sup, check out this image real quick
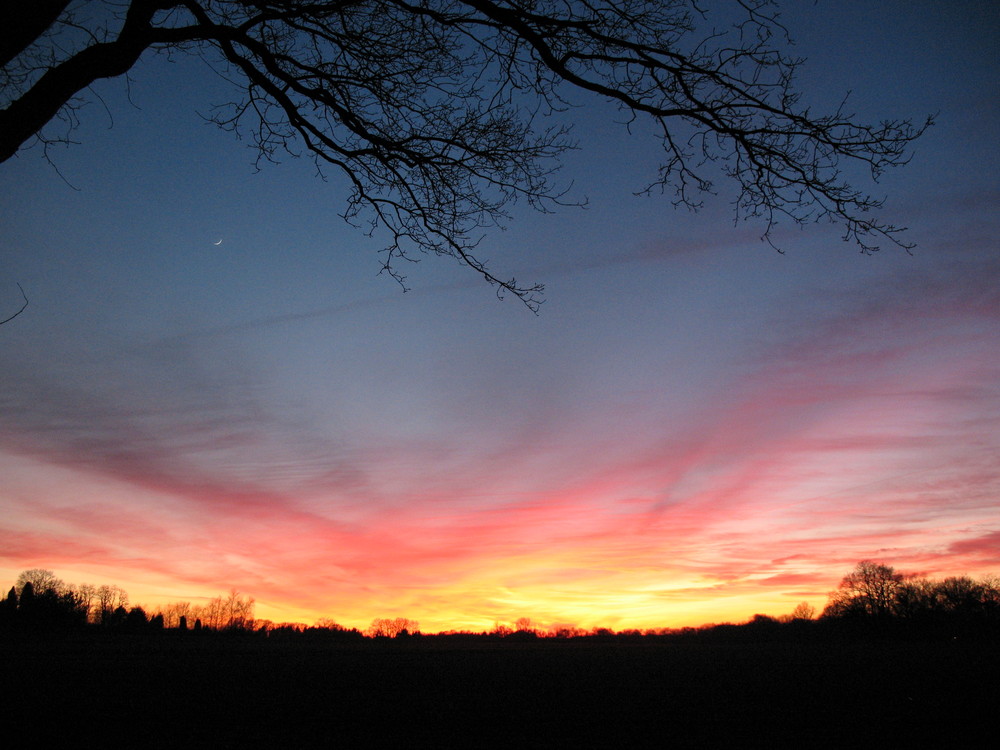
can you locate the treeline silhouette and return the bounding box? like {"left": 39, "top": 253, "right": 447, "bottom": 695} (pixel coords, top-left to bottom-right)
{"left": 4, "top": 563, "right": 997, "bottom": 749}
{"left": 814, "top": 560, "right": 1000, "bottom": 639}
{"left": 2, "top": 562, "right": 998, "bottom": 641}
{"left": 0, "top": 569, "right": 259, "bottom": 635}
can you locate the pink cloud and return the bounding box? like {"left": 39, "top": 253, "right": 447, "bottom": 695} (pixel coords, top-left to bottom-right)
{"left": 2, "top": 216, "right": 998, "bottom": 631}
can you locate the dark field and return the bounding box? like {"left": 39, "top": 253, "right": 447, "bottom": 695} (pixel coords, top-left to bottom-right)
{"left": 3, "top": 634, "right": 998, "bottom": 748}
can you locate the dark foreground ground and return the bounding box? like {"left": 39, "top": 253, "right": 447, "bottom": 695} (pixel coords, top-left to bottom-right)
{"left": 2, "top": 634, "right": 998, "bottom": 748}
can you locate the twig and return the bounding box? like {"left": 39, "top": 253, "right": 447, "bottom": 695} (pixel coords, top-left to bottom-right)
{"left": 0, "top": 282, "right": 29, "bottom": 325}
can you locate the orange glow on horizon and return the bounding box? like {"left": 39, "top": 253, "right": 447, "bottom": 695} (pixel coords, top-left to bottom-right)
{"left": 2, "top": 268, "right": 997, "bottom": 634}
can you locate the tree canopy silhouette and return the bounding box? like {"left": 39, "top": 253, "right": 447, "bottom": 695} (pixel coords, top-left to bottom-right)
{"left": 2, "top": 1, "right": 930, "bottom": 309}
{"left": 821, "top": 561, "right": 1000, "bottom": 631}
{"left": 825, "top": 560, "right": 904, "bottom": 619}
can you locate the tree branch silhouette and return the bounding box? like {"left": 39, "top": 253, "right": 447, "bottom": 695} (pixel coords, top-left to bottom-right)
{"left": 0, "top": 283, "right": 28, "bottom": 326}
{"left": 1, "top": 1, "right": 931, "bottom": 310}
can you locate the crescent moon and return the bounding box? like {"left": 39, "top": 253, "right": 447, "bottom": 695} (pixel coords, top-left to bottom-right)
{"left": 213, "top": 239, "right": 223, "bottom": 246}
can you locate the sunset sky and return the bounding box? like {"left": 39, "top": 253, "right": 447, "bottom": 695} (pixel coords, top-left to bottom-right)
{"left": 1, "top": 1, "right": 998, "bottom": 632}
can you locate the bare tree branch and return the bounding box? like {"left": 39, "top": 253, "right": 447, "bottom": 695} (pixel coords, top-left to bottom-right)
{"left": 0, "top": 283, "right": 29, "bottom": 326}
{"left": 1, "top": 1, "right": 932, "bottom": 311}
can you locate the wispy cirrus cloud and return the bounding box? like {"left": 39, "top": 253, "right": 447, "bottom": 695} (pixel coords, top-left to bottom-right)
{"left": 2, "top": 216, "right": 998, "bottom": 631}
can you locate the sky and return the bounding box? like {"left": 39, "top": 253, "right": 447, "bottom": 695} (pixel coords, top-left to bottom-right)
{"left": 1, "top": 1, "right": 998, "bottom": 632}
